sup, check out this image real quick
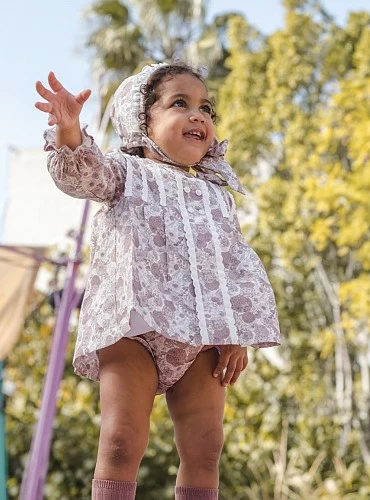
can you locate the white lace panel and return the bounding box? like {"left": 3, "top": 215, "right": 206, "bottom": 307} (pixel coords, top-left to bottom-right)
{"left": 125, "top": 161, "right": 133, "bottom": 197}
{"left": 154, "top": 168, "right": 167, "bottom": 207}
{"left": 201, "top": 182, "right": 239, "bottom": 343}
{"left": 176, "top": 176, "right": 209, "bottom": 344}
{"left": 140, "top": 165, "right": 148, "bottom": 202}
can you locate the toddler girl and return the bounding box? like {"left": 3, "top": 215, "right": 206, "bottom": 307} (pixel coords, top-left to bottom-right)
{"left": 35, "top": 62, "right": 280, "bottom": 500}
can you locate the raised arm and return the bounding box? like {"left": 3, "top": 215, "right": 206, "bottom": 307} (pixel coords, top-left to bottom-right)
{"left": 36, "top": 73, "right": 126, "bottom": 204}
{"left": 35, "top": 72, "right": 91, "bottom": 149}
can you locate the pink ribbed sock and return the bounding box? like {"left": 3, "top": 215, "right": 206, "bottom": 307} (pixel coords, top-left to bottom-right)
{"left": 175, "top": 486, "right": 218, "bottom": 499}
{"left": 92, "top": 479, "right": 137, "bottom": 500}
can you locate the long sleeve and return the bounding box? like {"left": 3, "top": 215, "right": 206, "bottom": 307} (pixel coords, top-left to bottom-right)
{"left": 44, "top": 124, "right": 126, "bottom": 204}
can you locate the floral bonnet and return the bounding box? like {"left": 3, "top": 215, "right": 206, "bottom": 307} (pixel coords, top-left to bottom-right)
{"left": 110, "top": 63, "right": 245, "bottom": 194}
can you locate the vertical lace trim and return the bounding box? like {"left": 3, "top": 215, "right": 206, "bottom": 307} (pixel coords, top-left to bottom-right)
{"left": 227, "top": 192, "right": 237, "bottom": 220}
{"left": 210, "top": 183, "right": 229, "bottom": 218}
{"left": 154, "top": 168, "right": 167, "bottom": 206}
{"left": 201, "top": 183, "right": 238, "bottom": 343}
{"left": 176, "top": 176, "right": 209, "bottom": 344}
{"left": 125, "top": 161, "right": 133, "bottom": 197}
{"left": 141, "top": 166, "right": 148, "bottom": 202}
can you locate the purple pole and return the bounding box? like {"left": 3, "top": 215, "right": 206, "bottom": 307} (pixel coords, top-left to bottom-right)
{"left": 19, "top": 200, "right": 90, "bottom": 500}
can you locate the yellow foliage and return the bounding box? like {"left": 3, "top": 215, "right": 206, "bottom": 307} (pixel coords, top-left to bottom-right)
{"left": 339, "top": 275, "right": 370, "bottom": 318}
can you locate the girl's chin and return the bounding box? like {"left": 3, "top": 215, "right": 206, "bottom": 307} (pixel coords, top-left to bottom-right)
{"left": 143, "top": 147, "right": 203, "bottom": 166}
{"left": 163, "top": 146, "right": 205, "bottom": 166}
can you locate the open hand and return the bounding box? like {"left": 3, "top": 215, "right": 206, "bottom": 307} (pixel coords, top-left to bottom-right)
{"left": 35, "top": 72, "right": 91, "bottom": 129}
{"left": 213, "top": 345, "right": 248, "bottom": 386}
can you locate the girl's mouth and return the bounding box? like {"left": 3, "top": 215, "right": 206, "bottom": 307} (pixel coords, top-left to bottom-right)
{"left": 184, "top": 129, "right": 205, "bottom": 141}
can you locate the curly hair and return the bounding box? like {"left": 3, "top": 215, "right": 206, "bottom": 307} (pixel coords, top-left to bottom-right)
{"left": 138, "top": 61, "right": 217, "bottom": 134}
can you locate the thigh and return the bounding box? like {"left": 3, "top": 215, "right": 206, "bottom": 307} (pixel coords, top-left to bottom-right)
{"left": 98, "top": 337, "right": 158, "bottom": 431}
{"left": 166, "top": 348, "right": 226, "bottom": 448}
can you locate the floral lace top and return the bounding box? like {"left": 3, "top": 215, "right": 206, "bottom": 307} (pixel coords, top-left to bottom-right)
{"left": 44, "top": 126, "right": 280, "bottom": 381}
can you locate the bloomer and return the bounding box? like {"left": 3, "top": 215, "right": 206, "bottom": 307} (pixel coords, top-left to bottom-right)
{"left": 129, "top": 331, "right": 219, "bottom": 394}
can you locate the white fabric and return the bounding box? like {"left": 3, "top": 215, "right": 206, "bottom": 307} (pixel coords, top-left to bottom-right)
{"left": 0, "top": 246, "right": 43, "bottom": 359}
{"left": 126, "top": 309, "right": 153, "bottom": 337}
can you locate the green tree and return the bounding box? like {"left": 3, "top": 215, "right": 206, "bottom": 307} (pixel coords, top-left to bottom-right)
{"left": 217, "top": 1, "right": 370, "bottom": 497}
{"left": 7, "top": 1, "right": 370, "bottom": 498}
{"left": 84, "top": 0, "right": 237, "bottom": 143}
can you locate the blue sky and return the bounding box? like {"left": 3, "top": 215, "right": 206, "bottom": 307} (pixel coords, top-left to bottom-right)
{"left": 0, "top": 0, "right": 369, "bottom": 216}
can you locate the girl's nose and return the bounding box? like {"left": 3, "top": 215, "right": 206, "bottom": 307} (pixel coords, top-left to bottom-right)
{"left": 189, "top": 111, "right": 205, "bottom": 123}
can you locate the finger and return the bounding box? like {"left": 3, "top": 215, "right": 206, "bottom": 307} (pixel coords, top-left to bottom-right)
{"left": 213, "top": 352, "right": 230, "bottom": 378}
{"left": 242, "top": 352, "right": 249, "bottom": 371}
{"left": 35, "top": 101, "right": 52, "bottom": 113}
{"left": 47, "top": 113, "right": 58, "bottom": 126}
{"left": 75, "top": 88, "right": 91, "bottom": 105}
{"left": 35, "top": 80, "right": 55, "bottom": 101}
{"left": 230, "top": 359, "right": 244, "bottom": 385}
{"left": 48, "top": 71, "right": 64, "bottom": 93}
{"left": 222, "top": 360, "right": 237, "bottom": 386}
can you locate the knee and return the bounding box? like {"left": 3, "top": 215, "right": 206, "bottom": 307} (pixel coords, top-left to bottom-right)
{"left": 99, "top": 424, "right": 148, "bottom": 469}
{"left": 178, "top": 427, "right": 224, "bottom": 472}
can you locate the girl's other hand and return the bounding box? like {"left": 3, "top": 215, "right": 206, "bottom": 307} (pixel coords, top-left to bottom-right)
{"left": 213, "top": 345, "right": 248, "bottom": 386}
{"left": 35, "top": 72, "right": 91, "bottom": 129}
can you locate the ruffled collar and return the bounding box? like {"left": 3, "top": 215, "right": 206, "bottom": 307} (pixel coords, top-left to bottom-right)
{"left": 121, "top": 132, "right": 246, "bottom": 195}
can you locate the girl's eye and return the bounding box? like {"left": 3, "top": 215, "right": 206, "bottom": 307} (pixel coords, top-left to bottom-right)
{"left": 173, "top": 99, "right": 186, "bottom": 107}
{"left": 200, "top": 104, "right": 212, "bottom": 114}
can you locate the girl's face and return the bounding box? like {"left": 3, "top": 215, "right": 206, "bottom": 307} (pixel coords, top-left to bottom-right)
{"left": 144, "top": 73, "right": 215, "bottom": 167}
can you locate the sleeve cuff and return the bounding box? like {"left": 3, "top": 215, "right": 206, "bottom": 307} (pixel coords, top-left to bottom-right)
{"left": 43, "top": 123, "right": 94, "bottom": 153}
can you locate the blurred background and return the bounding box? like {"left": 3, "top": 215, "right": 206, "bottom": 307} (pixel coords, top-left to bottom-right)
{"left": 1, "top": 0, "right": 370, "bottom": 498}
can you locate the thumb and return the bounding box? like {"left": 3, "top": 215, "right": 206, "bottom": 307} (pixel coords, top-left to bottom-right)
{"left": 213, "top": 353, "right": 228, "bottom": 378}
{"left": 75, "top": 89, "right": 91, "bottom": 105}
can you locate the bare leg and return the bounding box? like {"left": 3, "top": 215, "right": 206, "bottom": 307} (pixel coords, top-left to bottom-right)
{"left": 166, "top": 348, "right": 225, "bottom": 489}
{"left": 94, "top": 338, "right": 158, "bottom": 481}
